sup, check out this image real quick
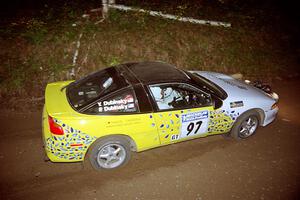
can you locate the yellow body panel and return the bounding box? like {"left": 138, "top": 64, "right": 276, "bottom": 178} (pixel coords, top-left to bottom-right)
{"left": 43, "top": 82, "right": 235, "bottom": 163}
{"left": 153, "top": 107, "right": 214, "bottom": 145}
{"left": 45, "top": 81, "right": 74, "bottom": 116}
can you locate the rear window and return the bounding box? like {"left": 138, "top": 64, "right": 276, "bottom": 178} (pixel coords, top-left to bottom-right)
{"left": 66, "top": 67, "right": 128, "bottom": 110}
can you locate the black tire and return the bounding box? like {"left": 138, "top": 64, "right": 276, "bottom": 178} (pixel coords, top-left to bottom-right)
{"left": 88, "top": 136, "right": 131, "bottom": 170}
{"left": 230, "top": 110, "right": 260, "bottom": 140}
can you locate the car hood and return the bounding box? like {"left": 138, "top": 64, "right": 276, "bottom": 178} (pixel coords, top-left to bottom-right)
{"left": 192, "top": 71, "right": 271, "bottom": 100}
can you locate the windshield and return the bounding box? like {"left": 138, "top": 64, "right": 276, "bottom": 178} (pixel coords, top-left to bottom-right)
{"left": 185, "top": 71, "right": 228, "bottom": 100}
{"left": 66, "top": 67, "right": 128, "bottom": 110}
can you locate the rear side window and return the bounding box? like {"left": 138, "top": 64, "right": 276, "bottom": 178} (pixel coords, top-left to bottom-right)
{"left": 67, "top": 67, "right": 128, "bottom": 110}
{"left": 85, "top": 88, "right": 139, "bottom": 114}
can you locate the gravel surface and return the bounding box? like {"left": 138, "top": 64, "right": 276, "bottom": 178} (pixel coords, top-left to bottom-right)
{"left": 0, "top": 79, "right": 299, "bottom": 200}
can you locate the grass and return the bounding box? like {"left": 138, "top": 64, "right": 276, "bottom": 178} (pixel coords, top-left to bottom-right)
{"left": 0, "top": 3, "right": 295, "bottom": 106}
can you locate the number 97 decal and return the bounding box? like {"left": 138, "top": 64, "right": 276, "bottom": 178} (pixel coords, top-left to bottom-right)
{"left": 187, "top": 121, "right": 202, "bottom": 136}
{"left": 180, "top": 111, "right": 209, "bottom": 139}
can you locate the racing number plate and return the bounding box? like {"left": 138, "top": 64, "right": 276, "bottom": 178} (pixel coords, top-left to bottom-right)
{"left": 180, "top": 110, "right": 209, "bottom": 139}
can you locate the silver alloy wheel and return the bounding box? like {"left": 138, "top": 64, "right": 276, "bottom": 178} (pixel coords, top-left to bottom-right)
{"left": 239, "top": 116, "right": 258, "bottom": 138}
{"left": 97, "top": 143, "right": 126, "bottom": 169}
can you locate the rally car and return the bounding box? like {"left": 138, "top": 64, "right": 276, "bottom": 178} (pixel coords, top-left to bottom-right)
{"left": 42, "top": 61, "right": 279, "bottom": 170}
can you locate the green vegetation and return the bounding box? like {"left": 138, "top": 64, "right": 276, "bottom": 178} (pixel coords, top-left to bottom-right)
{"left": 0, "top": 3, "right": 293, "bottom": 105}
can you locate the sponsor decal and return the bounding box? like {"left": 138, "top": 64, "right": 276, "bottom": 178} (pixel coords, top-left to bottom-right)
{"left": 181, "top": 110, "right": 209, "bottom": 123}
{"left": 230, "top": 101, "right": 244, "bottom": 108}
{"left": 97, "top": 94, "right": 136, "bottom": 112}
{"left": 104, "top": 104, "right": 128, "bottom": 112}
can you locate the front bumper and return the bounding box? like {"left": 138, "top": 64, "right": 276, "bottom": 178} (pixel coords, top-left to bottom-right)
{"left": 262, "top": 107, "right": 279, "bottom": 126}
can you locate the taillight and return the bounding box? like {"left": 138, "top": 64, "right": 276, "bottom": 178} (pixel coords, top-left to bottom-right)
{"left": 48, "top": 116, "right": 64, "bottom": 135}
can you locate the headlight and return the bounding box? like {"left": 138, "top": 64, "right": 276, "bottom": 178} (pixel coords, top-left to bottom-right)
{"left": 271, "top": 102, "right": 278, "bottom": 110}
{"left": 270, "top": 92, "right": 279, "bottom": 102}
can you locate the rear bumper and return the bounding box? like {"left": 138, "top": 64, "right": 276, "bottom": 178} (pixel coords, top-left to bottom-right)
{"left": 42, "top": 106, "right": 85, "bottom": 162}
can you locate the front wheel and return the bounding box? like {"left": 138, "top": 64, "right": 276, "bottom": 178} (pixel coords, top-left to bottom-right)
{"left": 88, "top": 136, "right": 131, "bottom": 170}
{"left": 230, "top": 111, "right": 259, "bottom": 140}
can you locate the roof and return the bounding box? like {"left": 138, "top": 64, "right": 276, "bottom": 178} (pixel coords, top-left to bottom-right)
{"left": 125, "top": 61, "right": 190, "bottom": 84}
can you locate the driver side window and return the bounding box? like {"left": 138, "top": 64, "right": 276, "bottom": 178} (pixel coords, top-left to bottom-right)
{"left": 149, "top": 83, "right": 212, "bottom": 111}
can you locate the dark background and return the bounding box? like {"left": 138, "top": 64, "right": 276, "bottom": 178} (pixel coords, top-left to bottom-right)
{"left": 1, "top": 0, "right": 299, "bottom": 50}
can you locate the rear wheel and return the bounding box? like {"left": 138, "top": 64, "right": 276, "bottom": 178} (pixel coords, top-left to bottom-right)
{"left": 230, "top": 111, "right": 259, "bottom": 140}
{"left": 88, "top": 136, "right": 131, "bottom": 170}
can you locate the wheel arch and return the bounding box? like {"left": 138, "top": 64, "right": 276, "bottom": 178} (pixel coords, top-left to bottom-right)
{"left": 84, "top": 134, "right": 136, "bottom": 170}
{"left": 87, "top": 134, "right": 137, "bottom": 155}
{"left": 239, "top": 108, "right": 265, "bottom": 126}
{"left": 228, "top": 108, "right": 264, "bottom": 140}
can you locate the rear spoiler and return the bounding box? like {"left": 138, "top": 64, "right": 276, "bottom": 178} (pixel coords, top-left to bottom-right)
{"left": 45, "top": 81, "right": 74, "bottom": 116}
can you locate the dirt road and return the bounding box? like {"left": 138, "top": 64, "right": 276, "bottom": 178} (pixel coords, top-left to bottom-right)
{"left": 0, "top": 79, "right": 299, "bottom": 200}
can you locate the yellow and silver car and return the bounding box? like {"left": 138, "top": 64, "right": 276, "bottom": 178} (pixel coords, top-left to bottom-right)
{"left": 42, "top": 61, "right": 279, "bottom": 170}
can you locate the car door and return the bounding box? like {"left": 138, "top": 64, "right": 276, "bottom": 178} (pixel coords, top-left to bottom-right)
{"left": 81, "top": 86, "right": 160, "bottom": 151}
{"left": 148, "top": 83, "right": 214, "bottom": 145}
